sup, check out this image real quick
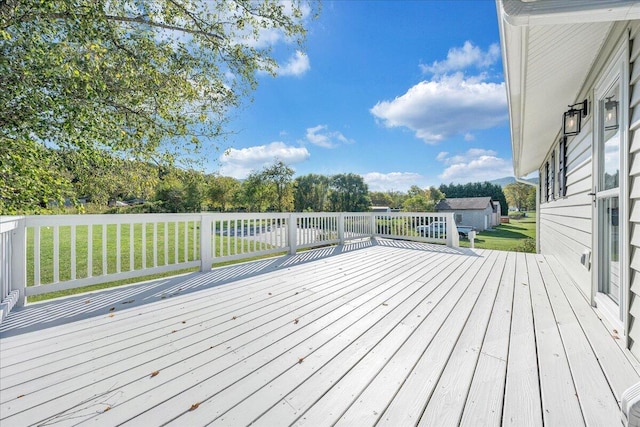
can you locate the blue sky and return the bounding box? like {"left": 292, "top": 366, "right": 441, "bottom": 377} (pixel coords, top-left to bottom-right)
{"left": 213, "top": 0, "right": 512, "bottom": 192}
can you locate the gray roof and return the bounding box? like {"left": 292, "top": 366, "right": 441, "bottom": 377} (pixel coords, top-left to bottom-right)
{"left": 435, "top": 197, "right": 493, "bottom": 211}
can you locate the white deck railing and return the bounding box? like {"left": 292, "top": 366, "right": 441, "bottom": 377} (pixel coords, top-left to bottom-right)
{"left": 0, "top": 212, "right": 458, "bottom": 316}
{"left": 0, "top": 216, "right": 24, "bottom": 320}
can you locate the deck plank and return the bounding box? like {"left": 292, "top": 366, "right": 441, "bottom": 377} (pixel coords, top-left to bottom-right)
{"left": 1, "top": 250, "right": 401, "bottom": 409}
{"left": 373, "top": 251, "right": 500, "bottom": 426}
{"left": 1, "top": 248, "right": 401, "bottom": 394}
{"left": 459, "top": 251, "right": 516, "bottom": 427}
{"left": 168, "top": 249, "right": 484, "bottom": 426}
{"left": 253, "top": 250, "right": 495, "bottom": 427}
{"left": 2, "top": 248, "right": 434, "bottom": 425}
{"left": 502, "top": 252, "right": 542, "bottom": 427}
{"left": 545, "top": 255, "right": 640, "bottom": 402}
{"left": 525, "top": 254, "right": 584, "bottom": 426}
{"left": 416, "top": 251, "right": 508, "bottom": 426}
{"left": 87, "top": 245, "right": 456, "bottom": 426}
{"left": 0, "top": 241, "right": 636, "bottom": 427}
{"left": 539, "top": 256, "right": 622, "bottom": 426}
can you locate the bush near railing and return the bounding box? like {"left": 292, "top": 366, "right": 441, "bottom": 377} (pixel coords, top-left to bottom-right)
{"left": 0, "top": 212, "right": 458, "bottom": 311}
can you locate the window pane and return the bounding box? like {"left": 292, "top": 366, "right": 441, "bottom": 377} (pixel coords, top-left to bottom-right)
{"left": 601, "top": 84, "right": 620, "bottom": 191}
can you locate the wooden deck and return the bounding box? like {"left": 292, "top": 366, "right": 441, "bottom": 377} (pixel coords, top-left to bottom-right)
{"left": 1, "top": 238, "right": 639, "bottom": 426}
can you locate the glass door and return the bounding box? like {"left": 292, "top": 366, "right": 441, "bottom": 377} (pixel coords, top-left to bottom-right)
{"left": 595, "top": 81, "right": 622, "bottom": 315}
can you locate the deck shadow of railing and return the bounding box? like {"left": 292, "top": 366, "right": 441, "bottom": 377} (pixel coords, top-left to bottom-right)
{"left": 0, "top": 238, "right": 478, "bottom": 337}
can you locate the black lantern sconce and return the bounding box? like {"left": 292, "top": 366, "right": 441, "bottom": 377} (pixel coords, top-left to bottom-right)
{"left": 604, "top": 96, "right": 619, "bottom": 130}
{"left": 563, "top": 99, "right": 588, "bottom": 137}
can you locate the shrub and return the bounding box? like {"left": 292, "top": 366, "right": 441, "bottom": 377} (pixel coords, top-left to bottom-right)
{"left": 515, "top": 238, "right": 536, "bottom": 253}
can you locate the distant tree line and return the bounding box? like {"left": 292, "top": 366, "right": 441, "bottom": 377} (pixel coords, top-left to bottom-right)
{"left": 1, "top": 147, "right": 512, "bottom": 215}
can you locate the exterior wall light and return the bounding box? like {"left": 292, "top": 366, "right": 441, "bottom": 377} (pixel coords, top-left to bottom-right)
{"left": 563, "top": 99, "right": 588, "bottom": 137}
{"left": 604, "top": 96, "right": 619, "bottom": 130}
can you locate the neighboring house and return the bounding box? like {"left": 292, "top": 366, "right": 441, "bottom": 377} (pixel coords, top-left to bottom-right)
{"left": 497, "top": 1, "right": 640, "bottom": 360}
{"left": 434, "top": 197, "right": 499, "bottom": 231}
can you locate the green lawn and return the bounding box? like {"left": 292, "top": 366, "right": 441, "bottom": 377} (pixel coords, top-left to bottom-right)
{"left": 26, "top": 222, "right": 277, "bottom": 302}
{"left": 459, "top": 213, "right": 536, "bottom": 252}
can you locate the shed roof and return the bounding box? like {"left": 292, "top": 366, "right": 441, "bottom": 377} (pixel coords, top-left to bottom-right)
{"left": 435, "top": 197, "right": 494, "bottom": 211}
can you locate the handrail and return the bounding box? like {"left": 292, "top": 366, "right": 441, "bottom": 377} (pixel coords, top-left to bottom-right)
{"left": 1, "top": 212, "right": 458, "bottom": 316}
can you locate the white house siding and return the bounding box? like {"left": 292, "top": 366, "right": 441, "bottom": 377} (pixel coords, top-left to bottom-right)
{"left": 540, "top": 119, "right": 593, "bottom": 298}
{"left": 626, "top": 22, "right": 640, "bottom": 359}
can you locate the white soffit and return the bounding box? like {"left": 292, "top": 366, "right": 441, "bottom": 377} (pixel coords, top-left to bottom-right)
{"left": 498, "top": 0, "right": 640, "bottom": 177}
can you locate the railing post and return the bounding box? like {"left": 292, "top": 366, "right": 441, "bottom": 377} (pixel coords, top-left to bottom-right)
{"left": 446, "top": 213, "right": 459, "bottom": 248}
{"left": 10, "top": 217, "right": 26, "bottom": 307}
{"left": 200, "top": 214, "right": 212, "bottom": 272}
{"left": 370, "top": 213, "right": 377, "bottom": 238}
{"left": 338, "top": 213, "right": 345, "bottom": 245}
{"left": 288, "top": 214, "right": 298, "bottom": 255}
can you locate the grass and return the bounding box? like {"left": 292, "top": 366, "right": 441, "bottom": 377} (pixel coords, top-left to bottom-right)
{"left": 26, "top": 221, "right": 278, "bottom": 302}
{"left": 459, "top": 212, "right": 536, "bottom": 252}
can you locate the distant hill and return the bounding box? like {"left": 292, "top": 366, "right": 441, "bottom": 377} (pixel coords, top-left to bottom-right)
{"left": 489, "top": 176, "right": 539, "bottom": 187}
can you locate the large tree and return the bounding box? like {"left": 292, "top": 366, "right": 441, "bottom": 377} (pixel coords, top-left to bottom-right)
{"left": 261, "top": 160, "right": 294, "bottom": 212}
{"left": 294, "top": 173, "right": 330, "bottom": 212}
{"left": 328, "top": 173, "right": 370, "bottom": 212}
{"left": 208, "top": 175, "right": 241, "bottom": 212}
{"left": 0, "top": 0, "right": 315, "bottom": 213}
{"left": 504, "top": 182, "right": 536, "bottom": 211}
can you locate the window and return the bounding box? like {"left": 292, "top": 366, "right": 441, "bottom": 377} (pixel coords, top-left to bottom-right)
{"left": 544, "top": 162, "right": 550, "bottom": 202}
{"left": 558, "top": 137, "right": 567, "bottom": 197}
{"left": 455, "top": 213, "right": 463, "bottom": 224}
{"left": 549, "top": 152, "right": 555, "bottom": 201}
{"left": 538, "top": 166, "right": 547, "bottom": 203}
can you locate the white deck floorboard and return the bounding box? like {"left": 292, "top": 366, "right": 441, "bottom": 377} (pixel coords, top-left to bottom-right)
{"left": 1, "top": 238, "right": 638, "bottom": 426}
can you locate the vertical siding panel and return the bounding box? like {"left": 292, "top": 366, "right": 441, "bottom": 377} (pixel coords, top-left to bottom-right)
{"left": 628, "top": 26, "right": 640, "bottom": 362}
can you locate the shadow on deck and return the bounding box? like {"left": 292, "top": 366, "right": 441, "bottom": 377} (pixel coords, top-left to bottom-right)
{"left": 0, "top": 238, "right": 474, "bottom": 337}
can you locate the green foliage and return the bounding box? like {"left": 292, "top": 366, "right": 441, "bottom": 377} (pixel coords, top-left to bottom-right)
{"left": 504, "top": 182, "right": 536, "bottom": 211}
{"left": 328, "top": 173, "right": 371, "bottom": 212}
{"left": 261, "top": 161, "right": 295, "bottom": 212}
{"left": 294, "top": 173, "right": 330, "bottom": 212}
{"left": 58, "top": 149, "right": 158, "bottom": 205}
{"left": 1, "top": 0, "right": 315, "bottom": 213}
{"left": 369, "top": 191, "right": 394, "bottom": 208}
{"left": 0, "top": 138, "right": 71, "bottom": 213}
{"left": 208, "top": 175, "right": 241, "bottom": 212}
{"left": 439, "top": 182, "right": 508, "bottom": 215}
{"left": 400, "top": 186, "right": 443, "bottom": 212}
{"left": 402, "top": 195, "right": 435, "bottom": 212}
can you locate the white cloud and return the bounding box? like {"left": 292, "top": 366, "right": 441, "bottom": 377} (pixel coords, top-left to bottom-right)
{"left": 420, "top": 41, "right": 500, "bottom": 75}
{"left": 305, "top": 125, "right": 354, "bottom": 148}
{"left": 219, "top": 142, "right": 310, "bottom": 179}
{"left": 437, "top": 149, "right": 513, "bottom": 183}
{"left": 277, "top": 51, "right": 310, "bottom": 77}
{"left": 363, "top": 172, "right": 425, "bottom": 192}
{"left": 370, "top": 73, "right": 507, "bottom": 143}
